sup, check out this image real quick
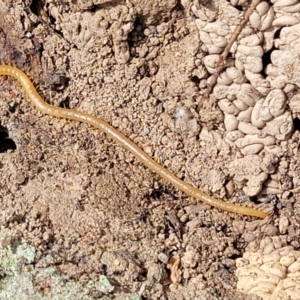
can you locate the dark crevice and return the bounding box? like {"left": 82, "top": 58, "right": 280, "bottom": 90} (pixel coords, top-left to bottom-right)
{"left": 128, "top": 17, "right": 146, "bottom": 49}
{"left": 30, "top": 0, "right": 45, "bottom": 16}
{"left": 49, "top": 14, "right": 56, "bottom": 25}
{"left": 293, "top": 118, "right": 300, "bottom": 131}
{"left": 261, "top": 48, "right": 273, "bottom": 77}
{"left": 234, "top": 5, "right": 244, "bottom": 11}
{"left": 87, "top": 0, "right": 124, "bottom": 13}
{"left": 59, "top": 97, "right": 70, "bottom": 109}
{"left": 191, "top": 75, "right": 200, "bottom": 84}
{"left": 274, "top": 27, "right": 282, "bottom": 39}
{"left": 0, "top": 125, "right": 16, "bottom": 152}
{"left": 147, "top": 189, "right": 163, "bottom": 200}
{"left": 262, "top": 49, "right": 272, "bottom": 66}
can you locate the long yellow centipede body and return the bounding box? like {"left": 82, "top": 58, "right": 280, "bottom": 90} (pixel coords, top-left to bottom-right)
{"left": 0, "top": 65, "right": 268, "bottom": 218}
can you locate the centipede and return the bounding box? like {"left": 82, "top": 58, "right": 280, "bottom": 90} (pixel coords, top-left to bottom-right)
{"left": 0, "top": 65, "right": 268, "bottom": 218}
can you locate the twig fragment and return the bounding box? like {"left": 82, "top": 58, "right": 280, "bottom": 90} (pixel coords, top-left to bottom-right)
{"left": 202, "top": 0, "right": 262, "bottom": 102}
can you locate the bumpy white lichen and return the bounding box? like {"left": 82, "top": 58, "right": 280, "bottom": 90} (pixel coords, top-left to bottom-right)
{"left": 236, "top": 237, "right": 300, "bottom": 300}
{"left": 194, "top": 0, "right": 300, "bottom": 196}
{"left": 58, "top": 6, "right": 136, "bottom": 63}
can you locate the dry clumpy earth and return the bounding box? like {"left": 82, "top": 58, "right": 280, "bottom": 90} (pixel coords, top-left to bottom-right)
{"left": 0, "top": 0, "right": 299, "bottom": 299}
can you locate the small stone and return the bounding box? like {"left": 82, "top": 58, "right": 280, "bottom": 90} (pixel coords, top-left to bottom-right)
{"left": 279, "top": 216, "right": 289, "bottom": 234}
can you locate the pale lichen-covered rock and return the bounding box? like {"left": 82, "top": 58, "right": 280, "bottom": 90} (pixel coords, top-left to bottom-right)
{"left": 228, "top": 155, "right": 277, "bottom": 196}
{"left": 236, "top": 237, "right": 300, "bottom": 300}
{"left": 249, "top": 1, "right": 274, "bottom": 30}
{"left": 131, "top": 0, "right": 178, "bottom": 25}
{"left": 266, "top": 24, "right": 300, "bottom": 87}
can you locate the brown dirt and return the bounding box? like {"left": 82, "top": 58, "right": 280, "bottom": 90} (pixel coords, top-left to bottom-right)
{"left": 0, "top": 1, "right": 299, "bottom": 299}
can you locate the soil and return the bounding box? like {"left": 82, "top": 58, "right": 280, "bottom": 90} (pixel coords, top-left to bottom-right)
{"left": 0, "top": 1, "right": 299, "bottom": 299}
